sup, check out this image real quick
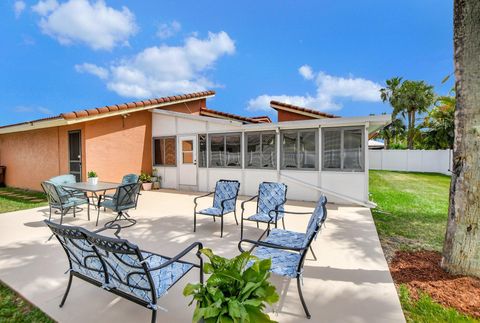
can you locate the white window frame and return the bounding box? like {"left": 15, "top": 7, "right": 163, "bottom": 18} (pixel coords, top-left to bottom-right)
{"left": 321, "top": 126, "right": 365, "bottom": 172}
{"left": 153, "top": 136, "right": 177, "bottom": 167}
{"left": 245, "top": 131, "right": 277, "bottom": 169}
{"left": 208, "top": 133, "right": 243, "bottom": 168}
{"left": 280, "top": 129, "right": 319, "bottom": 170}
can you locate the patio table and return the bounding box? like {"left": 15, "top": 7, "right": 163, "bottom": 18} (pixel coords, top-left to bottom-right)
{"left": 61, "top": 181, "right": 121, "bottom": 212}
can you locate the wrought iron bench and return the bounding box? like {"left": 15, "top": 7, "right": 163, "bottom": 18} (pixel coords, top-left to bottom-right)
{"left": 45, "top": 220, "right": 203, "bottom": 323}
{"left": 238, "top": 195, "right": 328, "bottom": 319}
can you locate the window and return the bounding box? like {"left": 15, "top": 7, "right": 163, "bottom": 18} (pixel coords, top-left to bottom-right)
{"left": 246, "top": 132, "right": 276, "bottom": 168}
{"left": 182, "top": 140, "right": 194, "bottom": 164}
{"left": 322, "top": 127, "right": 364, "bottom": 171}
{"left": 281, "top": 129, "right": 317, "bottom": 169}
{"left": 153, "top": 137, "right": 176, "bottom": 166}
{"left": 198, "top": 134, "right": 207, "bottom": 167}
{"left": 209, "top": 133, "right": 242, "bottom": 167}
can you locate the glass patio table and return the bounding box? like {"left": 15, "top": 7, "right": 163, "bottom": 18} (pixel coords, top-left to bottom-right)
{"left": 61, "top": 181, "right": 121, "bottom": 211}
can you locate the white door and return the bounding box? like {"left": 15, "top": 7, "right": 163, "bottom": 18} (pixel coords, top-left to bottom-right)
{"left": 178, "top": 136, "right": 197, "bottom": 186}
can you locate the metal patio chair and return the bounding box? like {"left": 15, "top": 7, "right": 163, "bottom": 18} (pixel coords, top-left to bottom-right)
{"left": 97, "top": 182, "right": 141, "bottom": 227}
{"left": 41, "top": 181, "right": 90, "bottom": 224}
{"left": 193, "top": 179, "right": 240, "bottom": 237}
{"left": 102, "top": 174, "right": 140, "bottom": 210}
{"left": 45, "top": 220, "right": 203, "bottom": 323}
{"left": 240, "top": 182, "right": 287, "bottom": 240}
{"left": 238, "top": 195, "right": 328, "bottom": 319}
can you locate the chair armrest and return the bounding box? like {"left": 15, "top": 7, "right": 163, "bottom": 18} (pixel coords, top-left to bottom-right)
{"left": 94, "top": 223, "right": 122, "bottom": 238}
{"left": 238, "top": 239, "right": 304, "bottom": 253}
{"left": 220, "top": 195, "right": 239, "bottom": 212}
{"left": 146, "top": 242, "right": 203, "bottom": 271}
{"left": 274, "top": 210, "right": 312, "bottom": 215}
{"left": 240, "top": 195, "right": 258, "bottom": 210}
{"left": 193, "top": 192, "right": 214, "bottom": 205}
{"left": 267, "top": 198, "right": 288, "bottom": 221}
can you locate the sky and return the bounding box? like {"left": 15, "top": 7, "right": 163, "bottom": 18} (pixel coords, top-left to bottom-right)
{"left": 0, "top": 0, "right": 453, "bottom": 126}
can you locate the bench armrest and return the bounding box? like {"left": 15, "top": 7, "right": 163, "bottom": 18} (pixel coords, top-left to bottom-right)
{"left": 146, "top": 242, "right": 203, "bottom": 271}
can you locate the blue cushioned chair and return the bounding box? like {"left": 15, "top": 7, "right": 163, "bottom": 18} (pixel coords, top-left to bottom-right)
{"left": 240, "top": 182, "right": 287, "bottom": 240}
{"left": 102, "top": 174, "right": 140, "bottom": 210}
{"left": 49, "top": 174, "right": 84, "bottom": 198}
{"left": 45, "top": 220, "right": 203, "bottom": 323}
{"left": 238, "top": 195, "right": 328, "bottom": 319}
{"left": 97, "top": 182, "right": 141, "bottom": 227}
{"left": 193, "top": 179, "right": 240, "bottom": 237}
{"left": 41, "top": 180, "right": 90, "bottom": 224}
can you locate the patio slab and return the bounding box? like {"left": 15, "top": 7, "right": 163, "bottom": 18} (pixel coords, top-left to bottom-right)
{"left": 0, "top": 190, "right": 404, "bottom": 323}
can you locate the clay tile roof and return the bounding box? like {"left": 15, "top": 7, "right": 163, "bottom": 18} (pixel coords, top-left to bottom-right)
{"left": 250, "top": 116, "right": 272, "bottom": 123}
{"left": 270, "top": 100, "right": 340, "bottom": 118}
{"left": 200, "top": 108, "right": 271, "bottom": 124}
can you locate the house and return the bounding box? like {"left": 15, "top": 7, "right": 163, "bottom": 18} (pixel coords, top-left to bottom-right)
{"left": 0, "top": 91, "right": 390, "bottom": 204}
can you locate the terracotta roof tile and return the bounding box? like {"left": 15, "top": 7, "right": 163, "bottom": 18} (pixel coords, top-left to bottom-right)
{"left": 270, "top": 100, "right": 340, "bottom": 118}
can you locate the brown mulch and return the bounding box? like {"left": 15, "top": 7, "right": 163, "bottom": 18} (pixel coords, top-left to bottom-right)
{"left": 389, "top": 250, "right": 480, "bottom": 318}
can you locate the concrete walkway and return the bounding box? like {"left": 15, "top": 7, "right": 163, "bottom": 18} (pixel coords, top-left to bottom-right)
{"left": 0, "top": 190, "right": 405, "bottom": 322}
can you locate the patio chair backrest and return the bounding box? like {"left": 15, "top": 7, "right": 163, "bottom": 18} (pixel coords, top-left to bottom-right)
{"left": 303, "top": 195, "right": 328, "bottom": 248}
{"left": 41, "top": 181, "right": 68, "bottom": 207}
{"left": 257, "top": 182, "right": 287, "bottom": 216}
{"left": 112, "top": 182, "right": 142, "bottom": 211}
{"left": 49, "top": 174, "right": 76, "bottom": 197}
{"left": 44, "top": 220, "right": 105, "bottom": 283}
{"left": 85, "top": 232, "right": 156, "bottom": 304}
{"left": 212, "top": 180, "right": 240, "bottom": 212}
{"left": 121, "top": 174, "right": 139, "bottom": 185}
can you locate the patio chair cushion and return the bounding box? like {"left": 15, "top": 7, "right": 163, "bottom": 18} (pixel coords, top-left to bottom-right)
{"left": 49, "top": 175, "right": 79, "bottom": 197}
{"left": 197, "top": 207, "right": 224, "bottom": 216}
{"left": 62, "top": 196, "right": 89, "bottom": 208}
{"left": 64, "top": 238, "right": 104, "bottom": 282}
{"left": 264, "top": 228, "right": 305, "bottom": 249}
{"left": 257, "top": 182, "right": 287, "bottom": 216}
{"left": 247, "top": 211, "right": 285, "bottom": 223}
{"left": 212, "top": 181, "right": 240, "bottom": 213}
{"left": 252, "top": 247, "right": 301, "bottom": 278}
{"left": 105, "top": 252, "right": 193, "bottom": 303}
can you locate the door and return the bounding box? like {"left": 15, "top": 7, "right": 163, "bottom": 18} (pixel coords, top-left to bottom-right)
{"left": 68, "top": 130, "right": 82, "bottom": 182}
{"left": 178, "top": 136, "right": 197, "bottom": 186}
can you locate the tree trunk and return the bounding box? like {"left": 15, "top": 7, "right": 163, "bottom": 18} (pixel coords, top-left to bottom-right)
{"left": 407, "top": 111, "right": 415, "bottom": 149}
{"left": 441, "top": 0, "right": 480, "bottom": 277}
{"left": 385, "top": 137, "right": 390, "bottom": 149}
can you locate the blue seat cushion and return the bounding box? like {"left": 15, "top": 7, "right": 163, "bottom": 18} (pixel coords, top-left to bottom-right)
{"left": 63, "top": 238, "right": 104, "bottom": 282}
{"left": 99, "top": 199, "right": 134, "bottom": 212}
{"left": 252, "top": 247, "right": 301, "bottom": 278}
{"left": 197, "top": 207, "right": 224, "bottom": 216}
{"left": 265, "top": 228, "right": 306, "bottom": 249}
{"left": 247, "top": 212, "right": 284, "bottom": 223}
{"left": 59, "top": 196, "right": 89, "bottom": 209}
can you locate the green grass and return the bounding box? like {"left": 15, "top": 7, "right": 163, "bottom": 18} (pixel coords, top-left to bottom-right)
{"left": 399, "top": 285, "right": 479, "bottom": 323}
{"left": 369, "top": 170, "right": 451, "bottom": 251}
{"left": 0, "top": 278, "right": 53, "bottom": 322}
{"left": 0, "top": 187, "right": 47, "bottom": 214}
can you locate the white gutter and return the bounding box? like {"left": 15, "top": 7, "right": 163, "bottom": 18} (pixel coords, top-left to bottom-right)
{"left": 280, "top": 173, "right": 377, "bottom": 208}
{"left": 151, "top": 109, "right": 244, "bottom": 127}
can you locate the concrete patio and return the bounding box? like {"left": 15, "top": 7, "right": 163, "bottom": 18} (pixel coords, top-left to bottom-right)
{"left": 0, "top": 190, "right": 404, "bottom": 323}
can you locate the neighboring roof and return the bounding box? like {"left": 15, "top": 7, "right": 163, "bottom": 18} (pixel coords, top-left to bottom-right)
{"left": 368, "top": 139, "right": 385, "bottom": 148}
{"left": 270, "top": 100, "right": 340, "bottom": 119}
{"left": 0, "top": 91, "right": 215, "bottom": 134}
{"left": 250, "top": 116, "right": 272, "bottom": 123}
{"left": 199, "top": 107, "right": 270, "bottom": 124}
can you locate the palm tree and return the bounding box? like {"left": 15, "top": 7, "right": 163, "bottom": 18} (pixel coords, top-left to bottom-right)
{"left": 442, "top": 0, "right": 480, "bottom": 277}
{"left": 377, "top": 118, "right": 406, "bottom": 149}
{"left": 422, "top": 90, "right": 455, "bottom": 149}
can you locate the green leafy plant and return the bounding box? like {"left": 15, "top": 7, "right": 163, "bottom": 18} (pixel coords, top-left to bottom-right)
{"left": 87, "top": 171, "right": 97, "bottom": 178}
{"left": 184, "top": 248, "right": 279, "bottom": 323}
{"left": 138, "top": 172, "right": 152, "bottom": 183}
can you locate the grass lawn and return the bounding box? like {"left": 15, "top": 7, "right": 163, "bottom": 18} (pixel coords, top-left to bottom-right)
{"left": 0, "top": 187, "right": 52, "bottom": 322}
{"left": 369, "top": 170, "right": 451, "bottom": 252}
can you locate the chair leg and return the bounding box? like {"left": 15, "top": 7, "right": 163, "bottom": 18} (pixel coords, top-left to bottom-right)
{"left": 220, "top": 216, "right": 224, "bottom": 238}
{"left": 213, "top": 216, "right": 216, "bottom": 222}
{"left": 234, "top": 210, "right": 238, "bottom": 225}
{"left": 73, "top": 206, "right": 76, "bottom": 218}
{"left": 60, "top": 209, "right": 65, "bottom": 225}
{"left": 87, "top": 203, "right": 90, "bottom": 221}
{"left": 193, "top": 212, "right": 197, "bottom": 233}
{"left": 96, "top": 207, "right": 101, "bottom": 226}
{"left": 48, "top": 206, "right": 52, "bottom": 221}
{"left": 297, "top": 276, "right": 311, "bottom": 319}
{"left": 282, "top": 217, "right": 286, "bottom": 230}
{"left": 151, "top": 309, "right": 157, "bottom": 323}
{"left": 240, "top": 214, "right": 244, "bottom": 240}
{"left": 309, "top": 246, "right": 317, "bottom": 261}
{"left": 59, "top": 272, "right": 73, "bottom": 308}
{"left": 256, "top": 221, "right": 259, "bottom": 228}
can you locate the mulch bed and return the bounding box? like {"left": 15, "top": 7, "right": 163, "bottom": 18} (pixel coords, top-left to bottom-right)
{"left": 389, "top": 250, "right": 480, "bottom": 318}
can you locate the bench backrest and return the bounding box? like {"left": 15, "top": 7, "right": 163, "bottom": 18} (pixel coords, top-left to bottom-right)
{"left": 45, "top": 220, "right": 105, "bottom": 283}
{"left": 257, "top": 182, "right": 287, "bottom": 215}
{"left": 212, "top": 180, "right": 240, "bottom": 212}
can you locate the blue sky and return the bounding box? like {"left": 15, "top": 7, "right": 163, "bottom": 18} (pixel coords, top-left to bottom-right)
{"left": 0, "top": 0, "right": 453, "bottom": 126}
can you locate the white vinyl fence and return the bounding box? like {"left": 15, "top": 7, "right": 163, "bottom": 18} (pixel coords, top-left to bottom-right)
{"left": 369, "top": 149, "right": 452, "bottom": 175}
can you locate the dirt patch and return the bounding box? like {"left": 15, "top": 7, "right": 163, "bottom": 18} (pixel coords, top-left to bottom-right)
{"left": 390, "top": 250, "right": 480, "bottom": 318}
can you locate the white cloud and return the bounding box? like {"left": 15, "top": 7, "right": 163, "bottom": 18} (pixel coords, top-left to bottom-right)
{"left": 32, "top": 0, "right": 58, "bottom": 15}
{"left": 156, "top": 20, "right": 181, "bottom": 39}
{"left": 75, "top": 63, "right": 109, "bottom": 79}
{"left": 299, "top": 64, "right": 314, "bottom": 80}
{"left": 247, "top": 66, "right": 382, "bottom": 112}
{"left": 32, "top": 0, "right": 137, "bottom": 50}
{"left": 76, "top": 31, "right": 235, "bottom": 98}
{"left": 14, "top": 106, "right": 53, "bottom": 115}
{"left": 14, "top": 1, "right": 26, "bottom": 18}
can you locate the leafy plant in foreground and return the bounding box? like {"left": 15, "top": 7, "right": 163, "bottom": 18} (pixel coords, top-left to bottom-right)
{"left": 184, "top": 248, "right": 279, "bottom": 323}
